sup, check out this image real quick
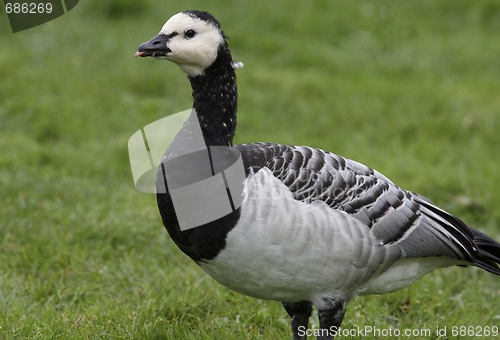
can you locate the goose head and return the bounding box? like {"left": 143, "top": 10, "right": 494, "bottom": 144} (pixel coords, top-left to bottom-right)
{"left": 135, "top": 10, "right": 230, "bottom": 77}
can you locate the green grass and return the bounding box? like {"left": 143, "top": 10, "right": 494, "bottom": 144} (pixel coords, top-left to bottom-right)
{"left": 1, "top": 0, "right": 500, "bottom": 338}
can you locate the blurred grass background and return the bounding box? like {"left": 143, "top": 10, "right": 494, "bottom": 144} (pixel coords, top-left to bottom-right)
{"left": 1, "top": 0, "right": 500, "bottom": 338}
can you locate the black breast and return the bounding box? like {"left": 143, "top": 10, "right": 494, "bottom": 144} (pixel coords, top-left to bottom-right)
{"left": 156, "top": 189, "right": 241, "bottom": 263}
{"left": 155, "top": 142, "right": 291, "bottom": 263}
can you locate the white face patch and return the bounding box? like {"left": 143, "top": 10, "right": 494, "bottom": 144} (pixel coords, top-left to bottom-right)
{"left": 158, "top": 12, "right": 224, "bottom": 76}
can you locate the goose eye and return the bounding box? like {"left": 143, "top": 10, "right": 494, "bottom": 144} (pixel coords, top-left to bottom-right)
{"left": 184, "top": 29, "right": 196, "bottom": 39}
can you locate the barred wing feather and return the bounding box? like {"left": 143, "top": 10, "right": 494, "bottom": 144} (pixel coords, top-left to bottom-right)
{"left": 237, "top": 142, "right": 480, "bottom": 265}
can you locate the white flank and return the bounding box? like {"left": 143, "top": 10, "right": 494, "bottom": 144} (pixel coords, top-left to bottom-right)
{"left": 200, "top": 168, "right": 406, "bottom": 308}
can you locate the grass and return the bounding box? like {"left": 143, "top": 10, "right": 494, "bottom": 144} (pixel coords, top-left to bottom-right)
{"left": 1, "top": 0, "right": 500, "bottom": 338}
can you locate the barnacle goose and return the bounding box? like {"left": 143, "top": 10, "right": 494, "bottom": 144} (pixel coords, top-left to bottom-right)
{"left": 135, "top": 10, "right": 500, "bottom": 340}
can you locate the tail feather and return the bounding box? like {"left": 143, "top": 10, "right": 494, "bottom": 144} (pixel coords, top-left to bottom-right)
{"left": 471, "top": 228, "right": 500, "bottom": 275}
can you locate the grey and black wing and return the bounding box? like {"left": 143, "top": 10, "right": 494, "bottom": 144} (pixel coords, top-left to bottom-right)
{"left": 236, "top": 142, "right": 500, "bottom": 274}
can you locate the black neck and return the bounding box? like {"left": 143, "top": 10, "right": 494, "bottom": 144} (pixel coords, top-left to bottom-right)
{"left": 188, "top": 45, "right": 237, "bottom": 147}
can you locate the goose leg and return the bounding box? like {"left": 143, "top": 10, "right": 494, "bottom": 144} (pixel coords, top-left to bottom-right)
{"left": 282, "top": 301, "right": 313, "bottom": 340}
{"left": 317, "top": 298, "right": 347, "bottom": 340}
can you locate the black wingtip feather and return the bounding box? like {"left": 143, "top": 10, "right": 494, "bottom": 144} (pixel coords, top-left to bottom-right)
{"left": 470, "top": 227, "right": 500, "bottom": 275}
